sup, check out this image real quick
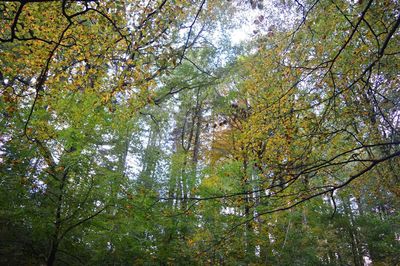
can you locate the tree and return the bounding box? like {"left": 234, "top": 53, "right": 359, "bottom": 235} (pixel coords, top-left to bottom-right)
{"left": 1, "top": 0, "right": 399, "bottom": 264}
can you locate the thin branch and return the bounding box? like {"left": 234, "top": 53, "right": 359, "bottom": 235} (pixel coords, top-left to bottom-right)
{"left": 179, "top": 0, "right": 206, "bottom": 63}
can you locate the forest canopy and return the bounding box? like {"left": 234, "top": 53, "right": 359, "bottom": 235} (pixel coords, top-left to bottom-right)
{"left": 0, "top": 0, "right": 399, "bottom": 265}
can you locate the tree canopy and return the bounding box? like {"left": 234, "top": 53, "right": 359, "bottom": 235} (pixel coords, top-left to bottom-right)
{"left": 1, "top": 0, "right": 399, "bottom": 265}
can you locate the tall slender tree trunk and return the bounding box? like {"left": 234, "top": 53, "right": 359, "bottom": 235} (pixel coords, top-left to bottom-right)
{"left": 47, "top": 169, "right": 68, "bottom": 266}
{"left": 343, "top": 197, "right": 363, "bottom": 266}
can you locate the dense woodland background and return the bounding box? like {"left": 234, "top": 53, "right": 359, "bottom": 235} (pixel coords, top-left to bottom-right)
{"left": 0, "top": 0, "right": 399, "bottom": 265}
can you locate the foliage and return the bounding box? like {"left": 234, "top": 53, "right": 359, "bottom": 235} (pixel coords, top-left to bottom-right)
{"left": 1, "top": 0, "right": 399, "bottom": 265}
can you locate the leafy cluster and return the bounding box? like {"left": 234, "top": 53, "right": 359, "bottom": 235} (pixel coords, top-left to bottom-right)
{"left": 1, "top": 0, "right": 399, "bottom": 265}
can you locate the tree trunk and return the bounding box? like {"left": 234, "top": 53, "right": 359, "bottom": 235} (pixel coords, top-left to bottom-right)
{"left": 47, "top": 169, "right": 68, "bottom": 266}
